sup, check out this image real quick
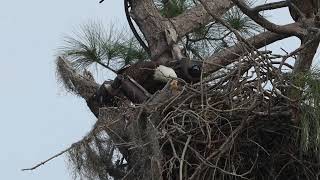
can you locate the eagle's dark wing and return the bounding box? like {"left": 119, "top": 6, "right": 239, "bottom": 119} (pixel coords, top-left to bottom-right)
{"left": 118, "top": 62, "right": 157, "bottom": 83}
{"left": 117, "top": 61, "right": 164, "bottom": 93}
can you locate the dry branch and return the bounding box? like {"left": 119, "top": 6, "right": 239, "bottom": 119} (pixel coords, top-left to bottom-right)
{"left": 203, "top": 23, "right": 302, "bottom": 74}
{"left": 231, "top": 0, "right": 304, "bottom": 37}
{"left": 22, "top": 146, "right": 74, "bottom": 171}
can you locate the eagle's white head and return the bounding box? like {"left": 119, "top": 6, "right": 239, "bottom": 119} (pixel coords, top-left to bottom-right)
{"left": 154, "top": 65, "right": 179, "bottom": 93}
{"left": 154, "top": 65, "right": 177, "bottom": 82}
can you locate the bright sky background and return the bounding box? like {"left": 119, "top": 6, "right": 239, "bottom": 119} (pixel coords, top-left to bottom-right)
{"left": 0, "top": 0, "right": 318, "bottom": 180}
{"left": 0, "top": 1, "right": 124, "bottom": 180}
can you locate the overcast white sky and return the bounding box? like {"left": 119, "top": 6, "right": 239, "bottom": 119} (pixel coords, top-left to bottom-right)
{"left": 0, "top": 1, "right": 124, "bottom": 180}
{"left": 0, "top": 1, "right": 317, "bottom": 180}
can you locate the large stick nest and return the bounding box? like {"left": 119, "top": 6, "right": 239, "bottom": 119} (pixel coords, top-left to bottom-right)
{"left": 66, "top": 53, "right": 320, "bottom": 179}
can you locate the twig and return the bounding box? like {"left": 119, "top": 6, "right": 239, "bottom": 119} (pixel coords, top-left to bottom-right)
{"left": 97, "top": 61, "right": 118, "bottom": 74}
{"left": 179, "top": 135, "right": 192, "bottom": 180}
{"left": 21, "top": 145, "right": 75, "bottom": 171}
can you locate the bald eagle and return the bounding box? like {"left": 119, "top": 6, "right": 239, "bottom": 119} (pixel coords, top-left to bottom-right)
{"left": 117, "top": 61, "right": 178, "bottom": 94}
{"left": 93, "top": 60, "right": 202, "bottom": 107}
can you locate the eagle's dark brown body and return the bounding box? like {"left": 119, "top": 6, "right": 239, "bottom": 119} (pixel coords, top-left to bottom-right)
{"left": 117, "top": 59, "right": 202, "bottom": 94}
{"left": 117, "top": 61, "right": 170, "bottom": 94}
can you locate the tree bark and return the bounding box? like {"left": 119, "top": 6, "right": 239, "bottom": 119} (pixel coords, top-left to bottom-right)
{"left": 129, "top": 0, "right": 234, "bottom": 63}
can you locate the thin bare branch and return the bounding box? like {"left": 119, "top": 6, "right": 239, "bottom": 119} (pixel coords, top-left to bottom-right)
{"left": 231, "top": 0, "right": 305, "bottom": 37}
{"left": 22, "top": 145, "right": 74, "bottom": 171}
{"left": 204, "top": 23, "right": 301, "bottom": 74}
{"left": 252, "top": 1, "right": 288, "bottom": 12}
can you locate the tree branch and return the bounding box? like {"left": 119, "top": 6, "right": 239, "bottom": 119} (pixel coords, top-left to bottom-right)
{"left": 252, "top": 1, "right": 288, "bottom": 12}
{"left": 172, "top": 0, "right": 233, "bottom": 39}
{"left": 231, "top": 0, "right": 305, "bottom": 37}
{"left": 130, "top": 0, "right": 172, "bottom": 62}
{"left": 199, "top": 0, "right": 255, "bottom": 51}
{"left": 293, "top": 32, "right": 320, "bottom": 74}
{"left": 22, "top": 145, "right": 74, "bottom": 171}
{"left": 129, "top": 0, "right": 235, "bottom": 63}
{"left": 203, "top": 23, "right": 301, "bottom": 74}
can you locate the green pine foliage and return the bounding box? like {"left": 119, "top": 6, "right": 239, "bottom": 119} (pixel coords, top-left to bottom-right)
{"left": 156, "top": 0, "right": 192, "bottom": 18}
{"left": 298, "top": 69, "right": 320, "bottom": 157}
{"left": 184, "top": 6, "right": 261, "bottom": 59}
{"left": 58, "top": 22, "right": 148, "bottom": 73}
{"left": 223, "top": 7, "right": 261, "bottom": 37}
{"left": 58, "top": 3, "right": 261, "bottom": 70}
